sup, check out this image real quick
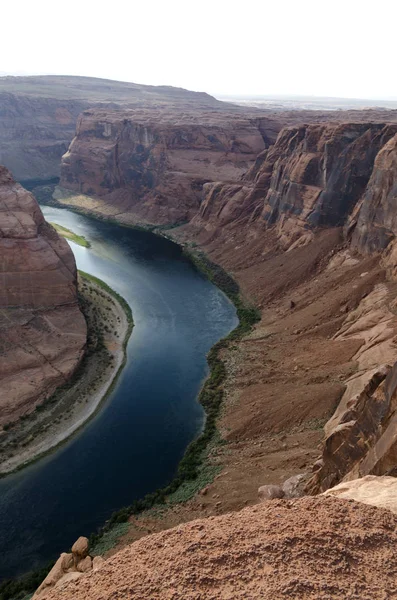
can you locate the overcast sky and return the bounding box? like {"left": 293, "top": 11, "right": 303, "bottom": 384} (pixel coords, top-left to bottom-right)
{"left": 3, "top": 0, "right": 396, "bottom": 99}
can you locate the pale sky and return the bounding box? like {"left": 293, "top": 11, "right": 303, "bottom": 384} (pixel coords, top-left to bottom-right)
{"left": 3, "top": 0, "right": 397, "bottom": 99}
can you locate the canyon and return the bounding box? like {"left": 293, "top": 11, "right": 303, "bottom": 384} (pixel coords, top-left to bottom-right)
{"left": 3, "top": 76, "right": 397, "bottom": 598}
{"left": 53, "top": 108, "right": 397, "bottom": 509}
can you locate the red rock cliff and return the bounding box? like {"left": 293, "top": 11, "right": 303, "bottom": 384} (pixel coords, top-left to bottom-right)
{"left": 192, "top": 122, "right": 397, "bottom": 249}
{"left": 0, "top": 166, "right": 87, "bottom": 426}
{"left": 59, "top": 108, "right": 273, "bottom": 224}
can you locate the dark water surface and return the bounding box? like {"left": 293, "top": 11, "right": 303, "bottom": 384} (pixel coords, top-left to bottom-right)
{"left": 0, "top": 207, "right": 237, "bottom": 580}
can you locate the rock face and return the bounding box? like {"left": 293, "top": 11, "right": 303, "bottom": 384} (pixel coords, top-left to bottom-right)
{"left": 191, "top": 122, "right": 397, "bottom": 249}
{"left": 0, "top": 92, "right": 88, "bottom": 181}
{"left": 0, "top": 166, "right": 86, "bottom": 425}
{"left": 350, "top": 133, "right": 397, "bottom": 253}
{"left": 307, "top": 358, "right": 397, "bottom": 493}
{"left": 35, "top": 495, "right": 397, "bottom": 600}
{"left": 59, "top": 108, "right": 270, "bottom": 224}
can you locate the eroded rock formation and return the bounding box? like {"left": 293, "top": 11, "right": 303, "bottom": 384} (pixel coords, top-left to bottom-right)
{"left": 33, "top": 537, "right": 104, "bottom": 599}
{"left": 0, "top": 166, "right": 86, "bottom": 425}
{"left": 350, "top": 132, "right": 397, "bottom": 252}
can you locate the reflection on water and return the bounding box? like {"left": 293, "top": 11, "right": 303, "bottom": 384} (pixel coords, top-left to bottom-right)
{"left": 0, "top": 207, "right": 238, "bottom": 579}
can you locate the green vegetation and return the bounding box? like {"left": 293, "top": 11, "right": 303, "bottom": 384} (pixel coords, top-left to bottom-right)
{"left": 49, "top": 222, "right": 91, "bottom": 248}
{"left": 78, "top": 271, "right": 134, "bottom": 345}
{"left": 0, "top": 563, "right": 54, "bottom": 600}
{"left": 90, "top": 522, "right": 130, "bottom": 556}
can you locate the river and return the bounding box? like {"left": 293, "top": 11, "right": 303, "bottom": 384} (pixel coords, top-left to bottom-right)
{"left": 0, "top": 207, "right": 238, "bottom": 580}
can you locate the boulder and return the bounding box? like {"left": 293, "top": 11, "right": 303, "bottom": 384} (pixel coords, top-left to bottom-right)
{"left": 92, "top": 556, "right": 105, "bottom": 572}
{"left": 55, "top": 571, "right": 83, "bottom": 589}
{"left": 258, "top": 484, "right": 285, "bottom": 501}
{"left": 282, "top": 474, "right": 306, "bottom": 498}
{"left": 34, "top": 536, "right": 95, "bottom": 598}
{"left": 72, "top": 536, "right": 89, "bottom": 559}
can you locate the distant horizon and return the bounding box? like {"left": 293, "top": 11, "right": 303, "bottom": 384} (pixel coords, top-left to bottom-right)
{"left": 0, "top": 72, "right": 396, "bottom": 104}
{"left": 3, "top": 1, "right": 396, "bottom": 101}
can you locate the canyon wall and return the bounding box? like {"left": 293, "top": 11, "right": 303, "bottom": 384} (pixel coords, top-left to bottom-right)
{"left": 0, "top": 166, "right": 86, "bottom": 426}
{"left": 191, "top": 122, "right": 397, "bottom": 249}
{"left": 0, "top": 93, "right": 88, "bottom": 181}
{"left": 59, "top": 108, "right": 273, "bottom": 224}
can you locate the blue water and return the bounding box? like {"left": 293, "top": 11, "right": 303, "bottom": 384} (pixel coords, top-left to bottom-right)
{"left": 0, "top": 207, "right": 238, "bottom": 579}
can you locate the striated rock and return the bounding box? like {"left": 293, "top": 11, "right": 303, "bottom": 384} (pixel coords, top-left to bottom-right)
{"left": 306, "top": 281, "right": 397, "bottom": 493}
{"left": 306, "top": 360, "right": 397, "bottom": 493}
{"left": 323, "top": 475, "right": 397, "bottom": 515}
{"left": 0, "top": 166, "right": 86, "bottom": 425}
{"left": 0, "top": 92, "right": 87, "bottom": 181}
{"left": 191, "top": 122, "right": 397, "bottom": 250}
{"left": 59, "top": 108, "right": 269, "bottom": 224}
{"left": 351, "top": 133, "right": 397, "bottom": 253}
{"left": 0, "top": 75, "right": 227, "bottom": 181}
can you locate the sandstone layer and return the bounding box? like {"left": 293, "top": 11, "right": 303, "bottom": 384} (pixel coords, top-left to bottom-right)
{"left": 58, "top": 110, "right": 397, "bottom": 227}
{"left": 189, "top": 122, "right": 397, "bottom": 250}
{"left": 0, "top": 167, "right": 86, "bottom": 426}
{"left": 37, "top": 495, "right": 397, "bottom": 600}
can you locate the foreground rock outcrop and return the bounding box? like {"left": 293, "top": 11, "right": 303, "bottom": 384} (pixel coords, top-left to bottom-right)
{"left": 0, "top": 166, "right": 86, "bottom": 425}
{"left": 33, "top": 537, "right": 104, "bottom": 599}
{"left": 36, "top": 495, "right": 397, "bottom": 600}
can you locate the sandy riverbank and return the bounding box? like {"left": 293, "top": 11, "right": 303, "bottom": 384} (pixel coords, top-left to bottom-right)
{"left": 0, "top": 274, "right": 133, "bottom": 475}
